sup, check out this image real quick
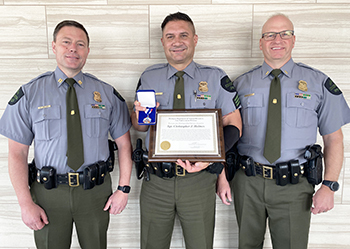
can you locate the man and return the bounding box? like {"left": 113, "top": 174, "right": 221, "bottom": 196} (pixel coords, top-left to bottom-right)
{"left": 131, "top": 12, "right": 242, "bottom": 249}
{"left": 0, "top": 20, "right": 132, "bottom": 249}
{"left": 232, "top": 14, "right": 350, "bottom": 249}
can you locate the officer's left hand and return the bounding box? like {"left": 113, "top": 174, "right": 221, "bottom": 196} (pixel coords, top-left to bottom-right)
{"left": 103, "top": 190, "right": 128, "bottom": 215}
{"left": 176, "top": 159, "right": 210, "bottom": 173}
{"left": 216, "top": 172, "right": 232, "bottom": 206}
{"left": 311, "top": 185, "right": 335, "bottom": 215}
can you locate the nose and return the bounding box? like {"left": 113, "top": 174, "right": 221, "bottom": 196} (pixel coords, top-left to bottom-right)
{"left": 173, "top": 35, "right": 182, "bottom": 44}
{"left": 68, "top": 43, "right": 77, "bottom": 52}
{"left": 275, "top": 33, "right": 283, "bottom": 41}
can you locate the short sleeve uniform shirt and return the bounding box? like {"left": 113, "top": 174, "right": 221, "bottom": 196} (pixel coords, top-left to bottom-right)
{"left": 0, "top": 67, "right": 131, "bottom": 174}
{"left": 136, "top": 61, "right": 241, "bottom": 150}
{"left": 233, "top": 59, "right": 350, "bottom": 164}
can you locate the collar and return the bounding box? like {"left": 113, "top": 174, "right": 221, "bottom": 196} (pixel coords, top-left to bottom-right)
{"left": 261, "top": 58, "right": 294, "bottom": 79}
{"left": 54, "top": 67, "right": 85, "bottom": 88}
{"left": 166, "top": 61, "right": 196, "bottom": 80}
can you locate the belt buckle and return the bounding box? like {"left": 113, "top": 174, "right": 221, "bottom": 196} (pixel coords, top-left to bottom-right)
{"left": 175, "top": 164, "right": 186, "bottom": 176}
{"left": 262, "top": 166, "right": 273, "bottom": 179}
{"left": 68, "top": 172, "right": 80, "bottom": 187}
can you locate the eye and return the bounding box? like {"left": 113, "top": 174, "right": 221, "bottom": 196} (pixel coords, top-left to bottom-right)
{"left": 166, "top": 35, "right": 174, "bottom": 40}
{"left": 283, "top": 30, "right": 293, "bottom": 36}
{"left": 266, "top": 33, "right": 275, "bottom": 39}
{"left": 181, "top": 34, "right": 188, "bottom": 38}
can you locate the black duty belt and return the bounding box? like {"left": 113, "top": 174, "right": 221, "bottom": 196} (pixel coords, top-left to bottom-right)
{"left": 251, "top": 161, "right": 307, "bottom": 180}
{"left": 237, "top": 156, "right": 308, "bottom": 186}
{"left": 32, "top": 158, "right": 114, "bottom": 190}
{"left": 146, "top": 161, "right": 224, "bottom": 179}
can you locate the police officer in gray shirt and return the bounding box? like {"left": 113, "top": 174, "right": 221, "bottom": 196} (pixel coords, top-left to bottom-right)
{"left": 0, "top": 20, "right": 133, "bottom": 249}
{"left": 232, "top": 14, "right": 350, "bottom": 249}
{"left": 131, "top": 12, "right": 242, "bottom": 249}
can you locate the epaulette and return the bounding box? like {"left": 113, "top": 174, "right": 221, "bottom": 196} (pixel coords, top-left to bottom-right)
{"left": 84, "top": 72, "right": 109, "bottom": 86}
{"left": 295, "top": 62, "right": 324, "bottom": 75}
{"left": 235, "top": 65, "right": 261, "bottom": 80}
{"left": 26, "top": 71, "right": 53, "bottom": 85}
{"left": 142, "top": 63, "right": 168, "bottom": 74}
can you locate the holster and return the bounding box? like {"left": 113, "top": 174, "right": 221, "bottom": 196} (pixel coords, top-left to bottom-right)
{"left": 132, "top": 138, "right": 146, "bottom": 180}
{"left": 28, "top": 159, "right": 36, "bottom": 187}
{"left": 224, "top": 146, "right": 239, "bottom": 181}
{"left": 304, "top": 144, "right": 323, "bottom": 185}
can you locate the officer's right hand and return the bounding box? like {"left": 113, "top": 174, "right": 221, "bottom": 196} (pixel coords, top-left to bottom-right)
{"left": 21, "top": 202, "right": 49, "bottom": 231}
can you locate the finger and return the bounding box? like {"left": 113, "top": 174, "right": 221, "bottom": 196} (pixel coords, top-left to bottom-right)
{"left": 103, "top": 199, "right": 112, "bottom": 211}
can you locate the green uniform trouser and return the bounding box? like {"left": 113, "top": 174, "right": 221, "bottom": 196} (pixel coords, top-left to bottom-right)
{"left": 232, "top": 169, "right": 314, "bottom": 249}
{"left": 140, "top": 170, "right": 217, "bottom": 249}
{"left": 30, "top": 173, "right": 112, "bottom": 249}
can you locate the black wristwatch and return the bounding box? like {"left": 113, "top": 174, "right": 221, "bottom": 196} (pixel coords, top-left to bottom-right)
{"left": 117, "top": 185, "right": 131, "bottom": 194}
{"left": 322, "top": 180, "right": 339, "bottom": 192}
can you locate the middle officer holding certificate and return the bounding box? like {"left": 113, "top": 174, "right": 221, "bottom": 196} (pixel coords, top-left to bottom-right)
{"left": 131, "top": 12, "right": 242, "bottom": 249}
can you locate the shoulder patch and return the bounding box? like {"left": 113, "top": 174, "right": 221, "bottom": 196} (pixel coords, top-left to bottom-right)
{"left": 221, "top": 75, "right": 236, "bottom": 93}
{"left": 233, "top": 94, "right": 241, "bottom": 109}
{"left": 113, "top": 88, "right": 125, "bottom": 102}
{"left": 325, "top": 77, "right": 342, "bottom": 95}
{"left": 9, "top": 87, "right": 24, "bottom": 105}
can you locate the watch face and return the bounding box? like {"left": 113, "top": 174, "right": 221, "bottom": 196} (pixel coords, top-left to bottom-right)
{"left": 330, "top": 182, "right": 339, "bottom": 191}
{"left": 118, "top": 185, "right": 131, "bottom": 193}
{"left": 323, "top": 180, "right": 339, "bottom": 192}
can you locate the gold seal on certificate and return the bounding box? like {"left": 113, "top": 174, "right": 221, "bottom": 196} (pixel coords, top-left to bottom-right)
{"left": 160, "top": 141, "right": 171, "bottom": 150}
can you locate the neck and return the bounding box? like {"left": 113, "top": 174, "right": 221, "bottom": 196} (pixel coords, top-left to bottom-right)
{"left": 265, "top": 58, "right": 291, "bottom": 70}
{"left": 169, "top": 60, "right": 192, "bottom": 71}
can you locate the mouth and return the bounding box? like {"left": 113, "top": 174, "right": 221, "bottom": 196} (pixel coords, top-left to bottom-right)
{"left": 66, "top": 54, "right": 80, "bottom": 60}
{"left": 271, "top": 47, "right": 284, "bottom": 51}
{"left": 170, "top": 47, "right": 186, "bottom": 53}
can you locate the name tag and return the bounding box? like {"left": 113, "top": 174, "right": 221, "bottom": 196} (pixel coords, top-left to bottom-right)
{"left": 38, "top": 105, "right": 51, "bottom": 109}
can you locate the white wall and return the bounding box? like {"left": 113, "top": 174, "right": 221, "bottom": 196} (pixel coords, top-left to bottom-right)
{"left": 0, "top": 1, "right": 349, "bottom": 248}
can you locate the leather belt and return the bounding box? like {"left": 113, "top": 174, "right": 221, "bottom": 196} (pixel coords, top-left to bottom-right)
{"left": 35, "top": 159, "right": 113, "bottom": 189}
{"left": 147, "top": 162, "right": 188, "bottom": 178}
{"left": 244, "top": 161, "right": 307, "bottom": 180}
{"left": 146, "top": 161, "right": 224, "bottom": 178}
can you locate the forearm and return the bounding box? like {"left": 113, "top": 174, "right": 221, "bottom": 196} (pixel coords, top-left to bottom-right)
{"left": 8, "top": 140, "right": 33, "bottom": 207}
{"left": 115, "top": 131, "right": 133, "bottom": 186}
{"left": 322, "top": 129, "right": 344, "bottom": 181}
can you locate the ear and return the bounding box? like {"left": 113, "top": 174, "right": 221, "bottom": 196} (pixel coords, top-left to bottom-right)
{"left": 52, "top": 41, "right": 57, "bottom": 55}
{"left": 259, "top": 38, "right": 263, "bottom": 51}
{"left": 193, "top": 34, "right": 198, "bottom": 46}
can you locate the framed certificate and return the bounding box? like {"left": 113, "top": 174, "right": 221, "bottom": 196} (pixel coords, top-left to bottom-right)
{"left": 148, "top": 109, "right": 225, "bottom": 163}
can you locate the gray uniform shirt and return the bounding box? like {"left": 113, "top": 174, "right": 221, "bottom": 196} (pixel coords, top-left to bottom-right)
{"left": 0, "top": 67, "right": 131, "bottom": 174}
{"left": 136, "top": 61, "right": 241, "bottom": 150}
{"left": 234, "top": 58, "right": 350, "bottom": 165}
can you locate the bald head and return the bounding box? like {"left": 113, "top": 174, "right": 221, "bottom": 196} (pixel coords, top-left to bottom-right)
{"left": 262, "top": 14, "right": 294, "bottom": 34}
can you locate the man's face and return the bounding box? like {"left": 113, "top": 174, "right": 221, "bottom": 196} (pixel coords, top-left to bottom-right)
{"left": 259, "top": 15, "right": 295, "bottom": 68}
{"left": 161, "top": 20, "right": 198, "bottom": 70}
{"left": 52, "top": 26, "right": 90, "bottom": 77}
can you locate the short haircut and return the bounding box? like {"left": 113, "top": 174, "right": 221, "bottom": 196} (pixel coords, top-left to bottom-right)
{"left": 161, "top": 12, "right": 195, "bottom": 34}
{"left": 53, "top": 20, "right": 90, "bottom": 46}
